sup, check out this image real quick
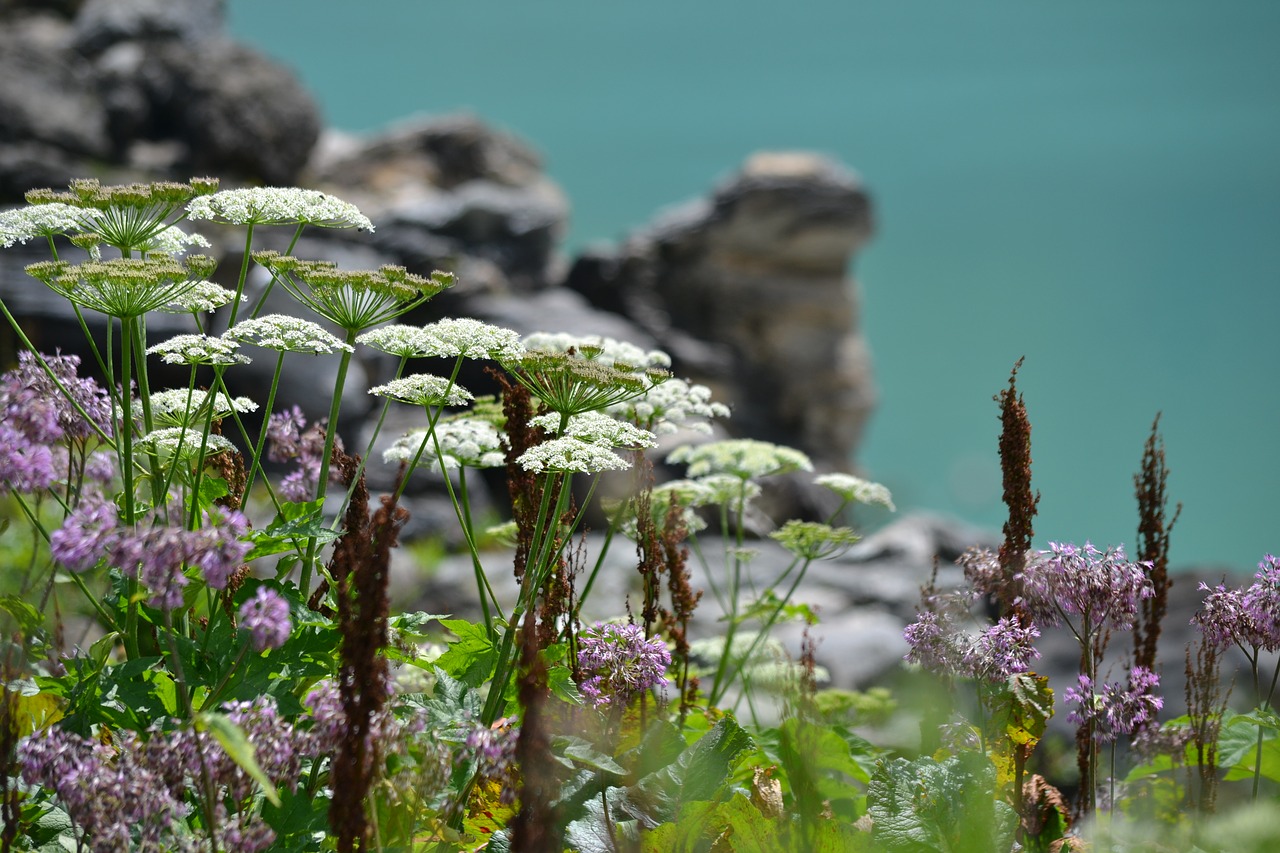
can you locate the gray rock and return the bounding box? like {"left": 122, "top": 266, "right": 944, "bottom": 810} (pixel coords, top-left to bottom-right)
{"left": 73, "top": 0, "right": 224, "bottom": 55}
{"left": 564, "top": 151, "right": 877, "bottom": 472}
{"left": 0, "top": 18, "right": 111, "bottom": 169}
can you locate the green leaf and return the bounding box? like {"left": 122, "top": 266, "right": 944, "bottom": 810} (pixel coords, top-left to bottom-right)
{"left": 0, "top": 594, "right": 43, "bottom": 635}
{"left": 197, "top": 475, "right": 230, "bottom": 509}
{"left": 776, "top": 716, "right": 870, "bottom": 822}
{"left": 434, "top": 619, "right": 498, "bottom": 688}
{"left": 554, "top": 735, "right": 628, "bottom": 775}
{"left": 868, "top": 752, "right": 1018, "bottom": 853}
{"left": 197, "top": 710, "right": 281, "bottom": 806}
{"left": 244, "top": 499, "right": 339, "bottom": 559}
{"left": 629, "top": 716, "right": 754, "bottom": 826}
{"left": 390, "top": 611, "right": 449, "bottom": 639}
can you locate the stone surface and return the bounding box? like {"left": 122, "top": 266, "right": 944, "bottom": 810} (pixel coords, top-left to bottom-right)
{"left": 72, "top": 0, "right": 224, "bottom": 55}
{"left": 564, "top": 151, "right": 877, "bottom": 471}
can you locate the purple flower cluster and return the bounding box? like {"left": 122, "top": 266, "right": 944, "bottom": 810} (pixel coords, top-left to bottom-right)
{"left": 904, "top": 609, "right": 1041, "bottom": 683}
{"left": 466, "top": 719, "right": 521, "bottom": 805}
{"left": 20, "top": 725, "right": 186, "bottom": 852}
{"left": 576, "top": 622, "right": 671, "bottom": 708}
{"left": 303, "top": 677, "right": 401, "bottom": 759}
{"left": 1194, "top": 554, "right": 1280, "bottom": 653}
{"left": 49, "top": 502, "right": 251, "bottom": 609}
{"left": 1064, "top": 666, "right": 1164, "bottom": 743}
{"left": 1019, "top": 541, "right": 1154, "bottom": 632}
{"left": 239, "top": 586, "right": 292, "bottom": 651}
{"left": 267, "top": 405, "right": 339, "bottom": 502}
{"left": 0, "top": 352, "right": 112, "bottom": 495}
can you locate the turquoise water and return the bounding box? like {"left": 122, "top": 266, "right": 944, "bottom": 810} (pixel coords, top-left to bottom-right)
{"left": 228, "top": 1, "right": 1280, "bottom": 571}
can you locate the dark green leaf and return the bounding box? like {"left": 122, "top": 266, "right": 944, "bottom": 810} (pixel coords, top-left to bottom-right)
{"left": 868, "top": 752, "right": 1017, "bottom": 853}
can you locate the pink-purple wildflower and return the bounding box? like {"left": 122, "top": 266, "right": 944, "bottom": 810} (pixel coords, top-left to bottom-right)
{"left": 576, "top": 622, "right": 671, "bottom": 708}
{"left": 239, "top": 586, "right": 292, "bottom": 651}
{"left": 1064, "top": 666, "right": 1164, "bottom": 743}
{"left": 466, "top": 720, "right": 521, "bottom": 805}
{"left": 1193, "top": 554, "right": 1280, "bottom": 653}
{"left": 904, "top": 609, "right": 1041, "bottom": 682}
{"left": 1019, "top": 541, "right": 1154, "bottom": 632}
{"left": 267, "top": 405, "right": 339, "bottom": 502}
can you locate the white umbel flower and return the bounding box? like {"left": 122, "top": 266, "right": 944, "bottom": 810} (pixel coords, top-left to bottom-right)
{"left": 368, "top": 374, "right": 473, "bottom": 407}
{"left": 383, "top": 418, "right": 507, "bottom": 471}
{"left": 528, "top": 411, "right": 657, "bottom": 450}
{"left": 814, "top": 473, "right": 896, "bottom": 511}
{"left": 187, "top": 187, "right": 374, "bottom": 230}
{"left": 522, "top": 332, "right": 670, "bottom": 371}
{"left": 667, "top": 439, "right": 812, "bottom": 481}
{"left": 609, "top": 377, "right": 730, "bottom": 435}
{"left": 226, "top": 314, "right": 353, "bottom": 354}
{"left": 0, "top": 203, "right": 99, "bottom": 247}
{"left": 517, "top": 437, "right": 631, "bottom": 474}
{"left": 356, "top": 324, "right": 436, "bottom": 357}
{"left": 422, "top": 318, "right": 525, "bottom": 361}
{"left": 159, "top": 280, "right": 239, "bottom": 314}
{"left": 146, "top": 334, "right": 249, "bottom": 366}
{"left": 138, "top": 389, "right": 257, "bottom": 428}
{"left": 137, "top": 427, "right": 236, "bottom": 459}
{"left": 138, "top": 225, "right": 211, "bottom": 257}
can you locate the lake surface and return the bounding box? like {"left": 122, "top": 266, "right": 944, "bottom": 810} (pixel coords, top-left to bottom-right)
{"left": 228, "top": 1, "right": 1280, "bottom": 571}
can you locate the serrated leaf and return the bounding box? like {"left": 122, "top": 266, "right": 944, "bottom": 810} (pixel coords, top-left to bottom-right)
{"left": 629, "top": 716, "right": 753, "bottom": 826}
{"left": 244, "top": 499, "right": 339, "bottom": 559}
{"left": 197, "top": 710, "right": 281, "bottom": 806}
{"left": 777, "top": 716, "right": 870, "bottom": 822}
{"left": 435, "top": 619, "right": 498, "bottom": 688}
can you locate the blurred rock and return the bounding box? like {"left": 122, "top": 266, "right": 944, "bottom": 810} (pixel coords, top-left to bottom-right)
{"left": 72, "top": 0, "right": 224, "bottom": 55}
{"left": 565, "top": 151, "right": 877, "bottom": 471}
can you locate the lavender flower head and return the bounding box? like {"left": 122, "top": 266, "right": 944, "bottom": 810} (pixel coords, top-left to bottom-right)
{"left": 1019, "top": 541, "right": 1153, "bottom": 632}
{"left": 1193, "top": 554, "right": 1280, "bottom": 652}
{"left": 576, "top": 622, "right": 671, "bottom": 708}
{"left": 1065, "top": 666, "right": 1164, "bottom": 742}
{"left": 904, "top": 607, "right": 1041, "bottom": 683}
{"left": 267, "top": 405, "right": 339, "bottom": 502}
{"left": 466, "top": 719, "right": 521, "bottom": 805}
{"left": 239, "top": 586, "right": 292, "bottom": 651}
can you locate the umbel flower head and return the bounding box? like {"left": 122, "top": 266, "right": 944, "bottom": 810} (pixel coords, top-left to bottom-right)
{"left": 159, "top": 280, "right": 239, "bottom": 314}
{"left": 187, "top": 186, "right": 374, "bottom": 230}
{"left": 136, "top": 388, "right": 258, "bottom": 428}
{"left": 25, "top": 256, "right": 207, "bottom": 319}
{"left": 226, "top": 314, "right": 354, "bottom": 355}
{"left": 528, "top": 410, "right": 658, "bottom": 450}
{"left": 1018, "top": 541, "right": 1154, "bottom": 632}
{"left": 667, "top": 438, "right": 813, "bottom": 481}
{"left": 609, "top": 376, "right": 730, "bottom": 435}
{"left": 770, "top": 520, "right": 860, "bottom": 561}
{"left": 147, "top": 334, "right": 249, "bottom": 366}
{"left": 368, "top": 374, "right": 473, "bottom": 407}
{"left": 239, "top": 586, "right": 292, "bottom": 652}
{"left": 1065, "top": 666, "right": 1163, "bottom": 742}
{"left": 814, "top": 472, "right": 896, "bottom": 511}
{"left": 1194, "top": 554, "right": 1280, "bottom": 653}
{"left": 503, "top": 347, "right": 664, "bottom": 419}
{"left": 27, "top": 177, "right": 218, "bottom": 251}
{"left": 0, "top": 203, "right": 102, "bottom": 248}
{"left": 252, "top": 251, "right": 454, "bottom": 333}
{"left": 383, "top": 417, "right": 508, "bottom": 472}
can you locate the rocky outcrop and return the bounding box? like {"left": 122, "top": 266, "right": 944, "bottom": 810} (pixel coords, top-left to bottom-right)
{"left": 565, "top": 151, "right": 877, "bottom": 471}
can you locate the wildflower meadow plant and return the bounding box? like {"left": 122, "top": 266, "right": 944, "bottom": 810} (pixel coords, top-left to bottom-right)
{"left": 2, "top": 174, "right": 1273, "bottom": 852}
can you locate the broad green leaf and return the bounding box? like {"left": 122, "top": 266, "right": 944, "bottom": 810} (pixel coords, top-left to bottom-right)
{"left": 554, "top": 735, "right": 627, "bottom": 775}
{"left": 245, "top": 499, "right": 339, "bottom": 559}
{"left": 434, "top": 619, "right": 498, "bottom": 688}
{"left": 868, "top": 752, "right": 1018, "bottom": 853}
{"left": 629, "top": 716, "right": 754, "bottom": 825}
{"left": 777, "top": 716, "right": 870, "bottom": 822}
{"left": 197, "top": 710, "right": 281, "bottom": 806}
{"left": 983, "top": 672, "right": 1054, "bottom": 789}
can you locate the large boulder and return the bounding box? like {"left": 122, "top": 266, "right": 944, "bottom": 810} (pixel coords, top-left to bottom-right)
{"left": 565, "top": 151, "right": 877, "bottom": 470}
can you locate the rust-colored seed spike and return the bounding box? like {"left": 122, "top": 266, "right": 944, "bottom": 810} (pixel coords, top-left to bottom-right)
{"left": 995, "top": 357, "right": 1039, "bottom": 625}
{"left": 1133, "top": 413, "right": 1182, "bottom": 677}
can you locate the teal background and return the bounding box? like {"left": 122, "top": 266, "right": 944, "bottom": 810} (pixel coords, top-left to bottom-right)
{"left": 227, "top": 1, "right": 1280, "bottom": 572}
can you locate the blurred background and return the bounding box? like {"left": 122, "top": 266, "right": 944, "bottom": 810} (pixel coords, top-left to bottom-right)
{"left": 225, "top": 1, "right": 1280, "bottom": 571}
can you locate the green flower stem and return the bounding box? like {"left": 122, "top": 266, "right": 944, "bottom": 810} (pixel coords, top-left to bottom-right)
{"left": 451, "top": 466, "right": 501, "bottom": 633}
{"left": 723, "top": 556, "right": 814, "bottom": 710}
{"left": 708, "top": 484, "right": 750, "bottom": 705}
{"left": 249, "top": 223, "right": 304, "bottom": 320}
{"left": 118, "top": 315, "right": 142, "bottom": 660}
{"left": 129, "top": 315, "right": 166, "bottom": 511}
{"left": 332, "top": 355, "right": 410, "bottom": 524}
{"left": 226, "top": 224, "right": 255, "bottom": 328}
{"left": 300, "top": 328, "right": 358, "bottom": 593}
{"left": 200, "top": 642, "right": 252, "bottom": 712}
{"left": 70, "top": 303, "right": 120, "bottom": 417}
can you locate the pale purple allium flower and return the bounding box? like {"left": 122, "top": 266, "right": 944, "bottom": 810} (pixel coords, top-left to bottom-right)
{"left": 267, "top": 405, "right": 338, "bottom": 501}
{"left": 1194, "top": 555, "right": 1280, "bottom": 653}
{"left": 576, "top": 622, "right": 671, "bottom": 708}
{"left": 1065, "top": 666, "right": 1164, "bottom": 743}
{"left": 957, "top": 546, "right": 1004, "bottom": 600}
{"left": 49, "top": 497, "right": 121, "bottom": 572}
{"left": 239, "top": 587, "right": 292, "bottom": 651}
{"left": 962, "top": 618, "right": 1042, "bottom": 682}
{"left": 905, "top": 609, "right": 1041, "bottom": 682}
{"left": 1019, "top": 541, "right": 1153, "bottom": 632}
{"left": 304, "top": 678, "right": 399, "bottom": 759}
{"left": 466, "top": 720, "right": 520, "bottom": 805}
{"left": 184, "top": 505, "right": 251, "bottom": 589}
{"left": 20, "top": 725, "right": 185, "bottom": 851}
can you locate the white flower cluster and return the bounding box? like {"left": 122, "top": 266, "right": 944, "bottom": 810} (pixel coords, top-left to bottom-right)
{"left": 667, "top": 439, "right": 812, "bottom": 481}
{"left": 517, "top": 438, "right": 631, "bottom": 474}
{"left": 368, "top": 374, "right": 473, "bottom": 407}
{"left": 187, "top": 187, "right": 374, "bottom": 231}
{"left": 138, "top": 225, "right": 210, "bottom": 257}
{"left": 529, "top": 411, "right": 657, "bottom": 450}
{"left": 609, "top": 377, "right": 730, "bottom": 435}
{"left": 522, "top": 332, "right": 670, "bottom": 370}
{"left": 814, "top": 473, "right": 895, "bottom": 511}
{"left": 356, "top": 324, "right": 435, "bottom": 357}
{"left": 138, "top": 427, "right": 236, "bottom": 459}
{"left": 160, "top": 281, "right": 239, "bottom": 314}
{"left": 383, "top": 418, "right": 507, "bottom": 472}
{"left": 146, "top": 334, "right": 249, "bottom": 366}
{"left": 0, "top": 204, "right": 97, "bottom": 247}
{"left": 422, "top": 318, "right": 525, "bottom": 361}
{"left": 139, "top": 389, "right": 257, "bottom": 428}
{"left": 227, "top": 314, "right": 353, "bottom": 354}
